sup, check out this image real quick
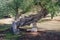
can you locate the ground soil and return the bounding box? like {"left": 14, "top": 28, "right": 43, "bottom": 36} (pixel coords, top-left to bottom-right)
{"left": 0, "top": 16, "right": 60, "bottom": 40}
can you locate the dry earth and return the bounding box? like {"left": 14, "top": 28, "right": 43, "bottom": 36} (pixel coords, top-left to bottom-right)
{"left": 0, "top": 18, "right": 14, "bottom": 24}
{"left": 37, "top": 16, "right": 60, "bottom": 31}
{"left": 0, "top": 16, "right": 60, "bottom": 31}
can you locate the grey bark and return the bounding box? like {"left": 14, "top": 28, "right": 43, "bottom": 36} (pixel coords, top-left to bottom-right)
{"left": 11, "top": 2, "right": 48, "bottom": 34}
{"left": 31, "top": 22, "right": 38, "bottom": 32}
{"left": 11, "top": 21, "right": 20, "bottom": 34}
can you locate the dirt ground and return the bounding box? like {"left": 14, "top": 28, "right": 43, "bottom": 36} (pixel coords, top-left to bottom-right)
{"left": 37, "top": 16, "right": 60, "bottom": 31}
{"left": 0, "top": 16, "right": 60, "bottom": 40}
{"left": 0, "top": 16, "right": 60, "bottom": 31}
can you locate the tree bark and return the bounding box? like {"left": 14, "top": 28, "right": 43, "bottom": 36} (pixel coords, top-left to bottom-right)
{"left": 51, "top": 12, "right": 55, "bottom": 19}
{"left": 10, "top": 1, "right": 48, "bottom": 34}
{"left": 31, "top": 22, "right": 38, "bottom": 32}
{"left": 11, "top": 1, "right": 20, "bottom": 34}
{"left": 11, "top": 21, "right": 19, "bottom": 34}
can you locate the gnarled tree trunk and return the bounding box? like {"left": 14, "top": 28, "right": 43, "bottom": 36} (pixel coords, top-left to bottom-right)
{"left": 11, "top": 2, "right": 48, "bottom": 34}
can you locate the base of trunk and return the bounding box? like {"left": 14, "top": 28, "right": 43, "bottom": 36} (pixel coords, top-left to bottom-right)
{"left": 31, "top": 28, "right": 38, "bottom": 32}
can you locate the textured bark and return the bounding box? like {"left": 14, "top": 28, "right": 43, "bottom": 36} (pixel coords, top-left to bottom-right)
{"left": 11, "top": 8, "right": 48, "bottom": 34}
{"left": 31, "top": 22, "right": 38, "bottom": 32}
{"left": 17, "top": 8, "right": 48, "bottom": 28}
{"left": 11, "top": 1, "right": 48, "bottom": 34}
{"left": 11, "top": 1, "right": 20, "bottom": 34}
{"left": 11, "top": 21, "right": 19, "bottom": 34}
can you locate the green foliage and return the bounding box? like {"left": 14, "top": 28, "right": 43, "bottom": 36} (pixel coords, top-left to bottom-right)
{"left": 35, "top": 0, "right": 60, "bottom": 19}
{"left": 0, "top": 0, "right": 60, "bottom": 19}
{"left": 0, "top": 24, "right": 11, "bottom": 31}
{"left": 0, "top": 0, "right": 16, "bottom": 18}
{"left": 19, "top": 0, "right": 34, "bottom": 12}
{"left": 0, "top": 0, "right": 8, "bottom": 18}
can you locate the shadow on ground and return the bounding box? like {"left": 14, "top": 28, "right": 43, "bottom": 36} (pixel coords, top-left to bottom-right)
{"left": 19, "top": 31, "right": 60, "bottom": 40}
{"left": 0, "top": 24, "right": 60, "bottom": 40}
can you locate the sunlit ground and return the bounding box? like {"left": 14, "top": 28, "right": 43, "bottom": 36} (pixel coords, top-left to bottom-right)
{"left": 0, "top": 16, "right": 60, "bottom": 40}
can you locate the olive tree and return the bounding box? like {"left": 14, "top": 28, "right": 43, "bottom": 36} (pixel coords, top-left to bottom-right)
{"left": 11, "top": 0, "right": 60, "bottom": 34}
{"left": 0, "top": 0, "right": 60, "bottom": 34}
{"left": 40, "top": 0, "right": 60, "bottom": 19}
{"left": 9, "top": 0, "right": 35, "bottom": 34}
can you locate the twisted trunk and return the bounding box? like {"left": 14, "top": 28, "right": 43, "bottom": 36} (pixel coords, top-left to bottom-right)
{"left": 17, "top": 8, "right": 48, "bottom": 27}
{"left": 11, "top": 1, "right": 20, "bottom": 34}
{"left": 11, "top": 2, "right": 48, "bottom": 34}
